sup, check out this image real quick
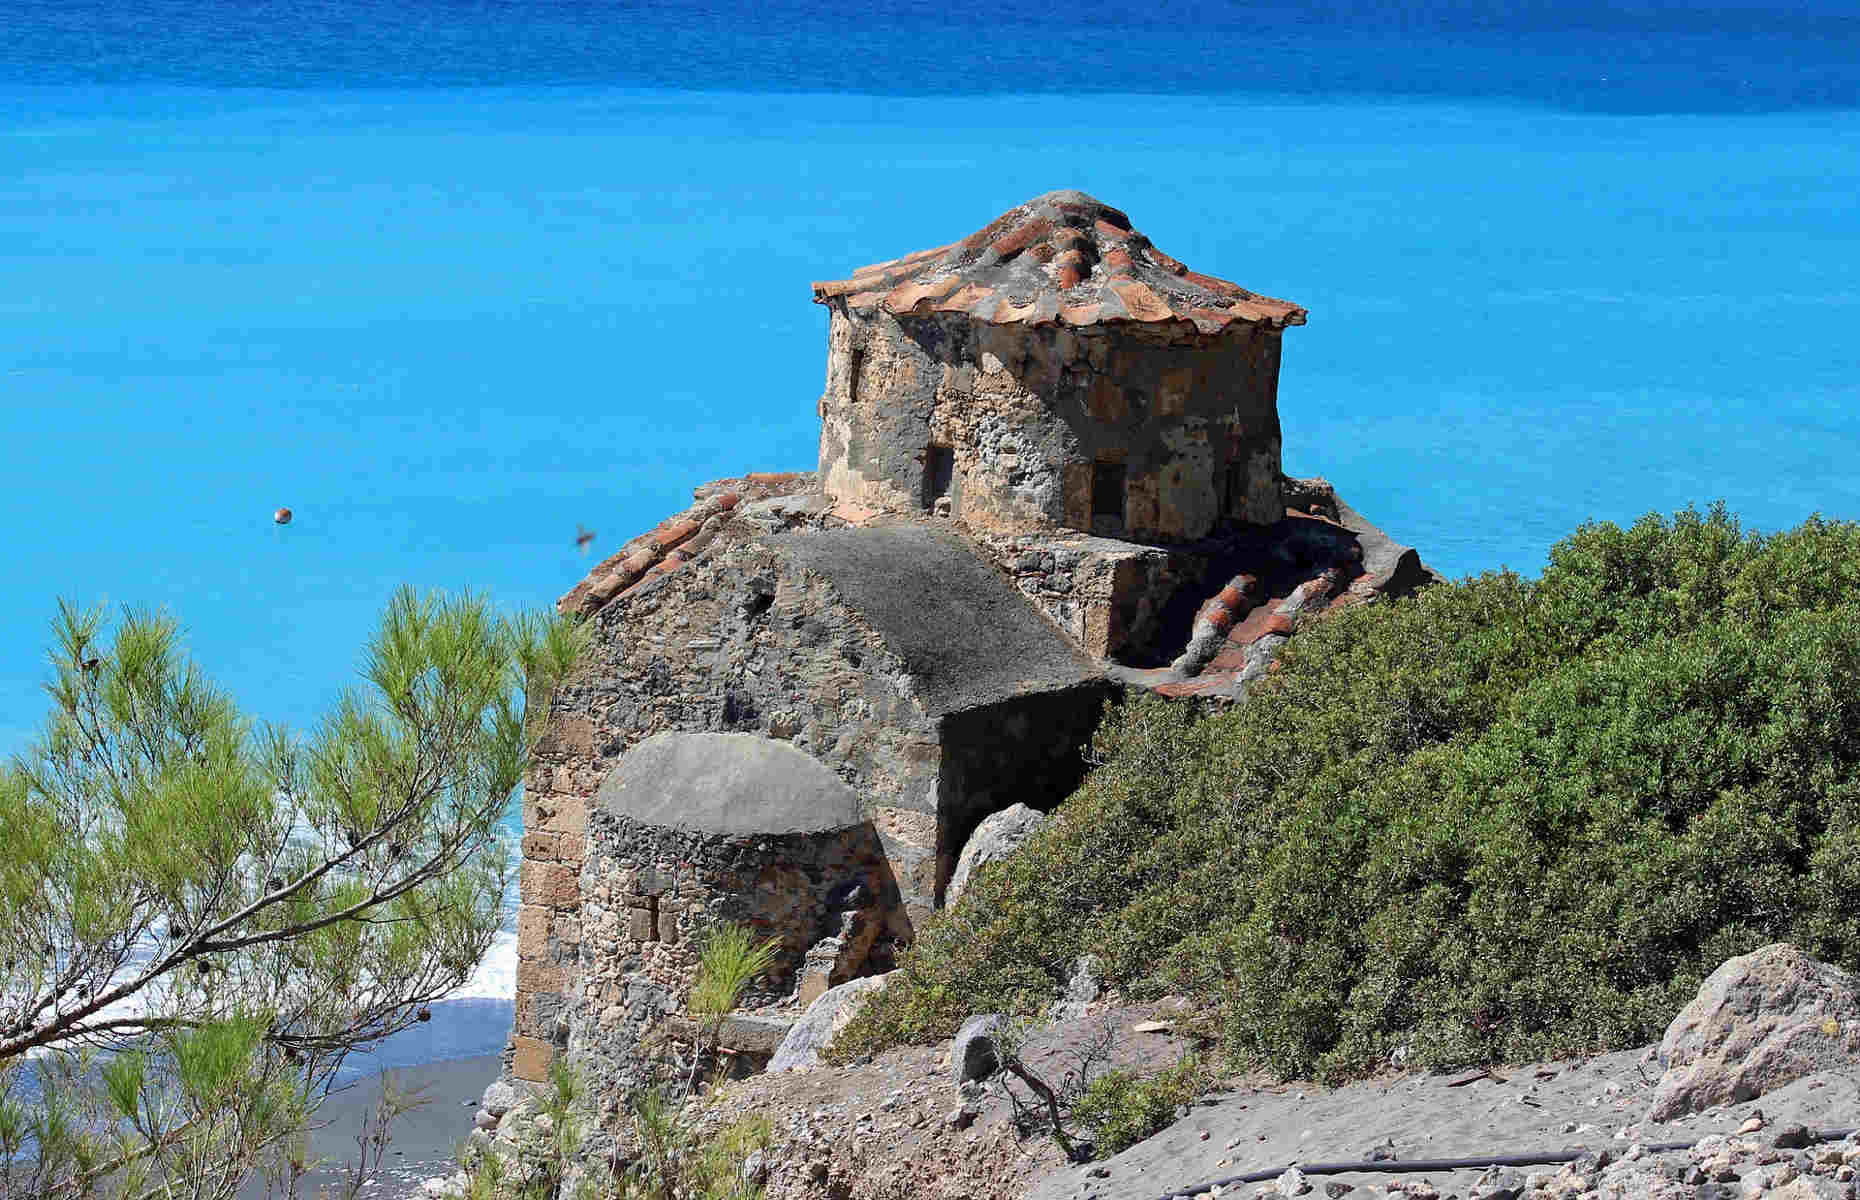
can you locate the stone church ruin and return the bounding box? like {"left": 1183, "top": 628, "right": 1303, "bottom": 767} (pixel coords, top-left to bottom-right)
{"left": 497, "top": 191, "right": 1435, "bottom": 1122}
{"left": 812, "top": 189, "right": 1304, "bottom": 541}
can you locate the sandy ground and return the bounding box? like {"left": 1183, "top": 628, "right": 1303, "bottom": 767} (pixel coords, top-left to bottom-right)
{"left": 238, "top": 1054, "right": 498, "bottom": 1200}
{"left": 1026, "top": 1041, "right": 1860, "bottom": 1200}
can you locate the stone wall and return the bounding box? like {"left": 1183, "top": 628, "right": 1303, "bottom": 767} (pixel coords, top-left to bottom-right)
{"left": 817, "top": 303, "right": 1285, "bottom": 541}
{"left": 980, "top": 531, "right": 1209, "bottom": 664}
{"left": 567, "top": 804, "right": 893, "bottom": 1112}
{"left": 514, "top": 502, "right": 1116, "bottom": 1083}
{"left": 513, "top": 511, "right": 946, "bottom": 1082}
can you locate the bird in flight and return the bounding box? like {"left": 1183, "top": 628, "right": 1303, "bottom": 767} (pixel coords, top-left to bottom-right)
{"left": 575, "top": 525, "right": 595, "bottom": 554}
{"left": 274, "top": 507, "right": 293, "bottom": 526}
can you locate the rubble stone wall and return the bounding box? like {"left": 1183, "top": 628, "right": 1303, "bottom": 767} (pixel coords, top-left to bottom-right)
{"left": 566, "top": 807, "right": 893, "bottom": 1108}
{"left": 513, "top": 520, "right": 944, "bottom": 1081}
{"left": 980, "top": 532, "right": 1210, "bottom": 663}
{"left": 817, "top": 304, "right": 1285, "bottom": 541}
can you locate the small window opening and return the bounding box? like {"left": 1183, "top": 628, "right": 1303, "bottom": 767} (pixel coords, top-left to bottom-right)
{"left": 847, "top": 348, "right": 864, "bottom": 404}
{"left": 1222, "top": 465, "right": 1243, "bottom": 515}
{"left": 923, "top": 445, "right": 955, "bottom": 509}
{"left": 1092, "top": 461, "right": 1127, "bottom": 523}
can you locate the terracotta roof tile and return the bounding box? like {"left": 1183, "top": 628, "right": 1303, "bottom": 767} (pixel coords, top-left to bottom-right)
{"left": 813, "top": 190, "right": 1306, "bottom": 332}
{"left": 935, "top": 282, "right": 995, "bottom": 314}
{"left": 1153, "top": 674, "right": 1237, "bottom": 699}
{"left": 558, "top": 477, "right": 812, "bottom": 618}
{"left": 1109, "top": 279, "right": 1173, "bottom": 323}
{"left": 652, "top": 518, "right": 701, "bottom": 552}
{"left": 1204, "top": 645, "right": 1251, "bottom": 673}
{"left": 991, "top": 216, "right": 1055, "bottom": 261}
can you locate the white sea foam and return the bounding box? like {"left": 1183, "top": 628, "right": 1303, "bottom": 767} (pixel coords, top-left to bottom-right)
{"left": 450, "top": 817, "right": 524, "bottom": 1002}
{"left": 453, "top": 928, "right": 519, "bottom": 1001}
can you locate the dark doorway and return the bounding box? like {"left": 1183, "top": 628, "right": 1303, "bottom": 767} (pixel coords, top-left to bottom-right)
{"left": 923, "top": 445, "right": 955, "bottom": 509}
{"left": 933, "top": 683, "right": 1115, "bottom": 905}
{"left": 1092, "top": 461, "right": 1126, "bottom": 524}
{"left": 1222, "top": 465, "right": 1243, "bottom": 517}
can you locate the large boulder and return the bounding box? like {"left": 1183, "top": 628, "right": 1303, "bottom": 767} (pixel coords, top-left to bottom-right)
{"left": 768, "top": 973, "right": 891, "bottom": 1072}
{"left": 949, "top": 1013, "right": 1006, "bottom": 1085}
{"left": 945, "top": 804, "right": 1048, "bottom": 907}
{"left": 1646, "top": 944, "right": 1860, "bottom": 1120}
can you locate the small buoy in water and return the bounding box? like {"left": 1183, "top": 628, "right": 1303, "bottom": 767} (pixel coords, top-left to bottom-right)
{"left": 273, "top": 507, "right": 293, "bottom": 525}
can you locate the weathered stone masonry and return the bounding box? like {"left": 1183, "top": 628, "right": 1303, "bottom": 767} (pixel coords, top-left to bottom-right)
{"left": 502, "top": 190, "right": 1435, "bottom": 1105}
{"left": 514, "top": 487, "right": 1114, "bottom": 1084}
{"left": 814, "top": 189, "right": 1305, "bottom": 542}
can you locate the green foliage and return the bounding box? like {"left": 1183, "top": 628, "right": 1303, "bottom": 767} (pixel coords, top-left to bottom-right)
{"left": 832, "top": 505, "right": 1860, "bottom": 1080}
{"left": 0, "top": 588, "right": 583, "bottom": 1199}
{"left": 616, "top": 1090, "right": 769, "bottom": 1200}
{"left": 1069, "top": 1056, "right": 1210, "bottom": 1158}
{"left": 689, "top": 925, "right": 780, "bottom": 1024}
{"left": 461, "top": 927, "right": 776, "bottom": 1200}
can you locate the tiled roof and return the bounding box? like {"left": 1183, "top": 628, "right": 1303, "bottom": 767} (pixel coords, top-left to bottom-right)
{"left": 812, "top": 190, "right": 1307, "bottom": 335}
{"left": 1143, "top": 508, "right": 1414, "bottom": 700}
{"left": 558, "top": 474, "right": 826, "bottom": 619}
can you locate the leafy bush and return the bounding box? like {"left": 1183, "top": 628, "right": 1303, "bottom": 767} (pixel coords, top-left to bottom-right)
{"left": 831, "top": 505, "right": 1860, "bottom": 1080}
{"left": 1069, "top": 1057, "right": 1210, "bottom": 1157}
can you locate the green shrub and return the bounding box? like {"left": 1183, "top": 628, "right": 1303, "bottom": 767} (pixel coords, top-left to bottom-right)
{"left": 1069, "top": 1057, "right": 1210, "bottom": 1158}
{"left": 830, "top": 505, "right": 1860, "bottom": 1080}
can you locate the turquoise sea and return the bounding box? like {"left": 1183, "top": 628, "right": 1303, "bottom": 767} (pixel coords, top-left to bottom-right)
{"left": 4, "top": 0, "right": 1858, "bottom": 1068}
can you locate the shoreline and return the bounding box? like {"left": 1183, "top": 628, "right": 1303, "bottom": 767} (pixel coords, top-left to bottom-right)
{"left": 242, "top": 1053, "right": 501, "bottom": 1200}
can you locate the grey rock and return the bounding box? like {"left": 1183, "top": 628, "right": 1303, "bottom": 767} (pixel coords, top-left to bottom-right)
{"left": 1772, "top": 1177, "right": 1848, "bottom": 1200}
{"left": 479, "top": 1078, "right": 525, "bottom": 1120}
{"left": 1323, "top": 1183, "right": 1355, "bottom": 1198}
{"left": 1468, "top": 1166, "right": 1525, "bottom": 1200}
{"left": 951, "top": 1013, "right": 1006, "bottom": 1085}
{"left": 1276, "top": 1167, "right": 1312, "bottom": 1195}
{"left": 944, "top": 1104, "right": 978, "bottom": 1130}
{"left": 946, "top": 804, "right": 1049, "bottom": 908}
{"left": 1648, "top": 944, "right": 1860, "bottom": 1120}
{"left": 1064, "top": 955, "right": 1103, "bottom": 1004}
{"left": 1775, "top": 1124, "right": 1815, "bottom": 1150}
{"left": 768, "top": 973, "right": 892, "bottom": 1072}
{"left": 496, "top": 1097, "right": 537, "bottom": 1135}
{"left": 462, "top": 1127, "right": 493, "bottom": 1164}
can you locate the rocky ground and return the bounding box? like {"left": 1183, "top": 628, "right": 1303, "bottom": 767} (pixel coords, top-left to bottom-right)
{"left": 697, "top": 1031, "right": 1859, "bottom": 1200}
{"left": 688, "top": 1000, "right": 1191, "bottom": 1200}
{"left": 1029, "top": 1052, "right": 1860, "bottom": 1200}
{"left": 685, "top": 946, "right": 1860, "bottom": 1200}
{"left": 437, "top": 947, "right": 1860, "bottom": 1200}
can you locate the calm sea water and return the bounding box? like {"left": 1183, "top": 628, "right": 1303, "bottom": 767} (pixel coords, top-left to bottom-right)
{"left": 4, "top": 0, "right": 1858, "bottom": 1063}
